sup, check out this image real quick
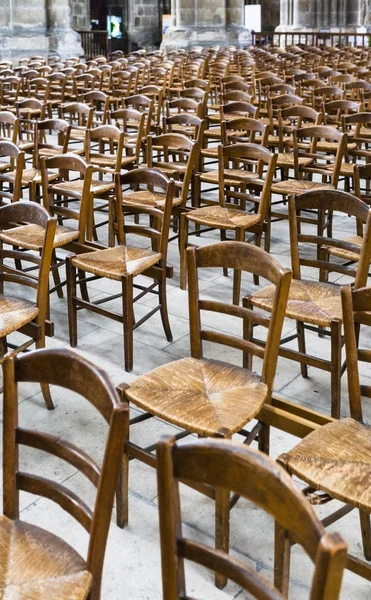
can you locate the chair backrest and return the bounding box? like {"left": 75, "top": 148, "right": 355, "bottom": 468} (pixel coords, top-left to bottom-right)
{"left": 33, "top": 118, "right": 71, "bottom": 168}
{"left": 341, "top": 285, "right": 371, "bottom": 422}
{"left": 221, "top": 101, "right": 257, "bottom": 118}
{"left": 0, "top": 140, "right": 24, "bottom": 202}
{"left": 85, "top": 124, "right": 124, "bottom": 173}
{"left": 0, "top": 111, "right": 19, "bottom": 144}
{"left": 187, "top": 241, "right": 291, "bottom": 396}
{"left": 289, "top": 189, "right": 371, "bottom": 287}
{"left": 115, "top": 168, "right": 175, "bottom": 265}
{"left": 157, "top": 436, "right": 347, "bottom": 600}
{"left": 218, "top": 143, "right": 277, "bottom": 221}
{"left": 147, "top": 133, "right": 200, "bottom": 206}
{"left": 58, "top": 101, "right": 94, "bottom": 129}
{"left": 221, "top": 117, "right": 268, "bottom": 146}
{"left": 292, "top": 125, "right": 346, "bottom": 185}
{"left": 40, "top": 153, "right": 93, "bottom": 243}
{"left": 0, "top": 202, "right": 56, "bottom": 324}
{"left": 2, "top": 347, "right": 128, "bottom": 598}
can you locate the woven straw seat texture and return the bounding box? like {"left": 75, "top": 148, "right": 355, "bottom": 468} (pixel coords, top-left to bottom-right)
{"left": 201, "top": 146, "right": 219, "bottom": 158}
{"left": 0, "top": 515, "right": 91, "bottom": 599}
{"left": 199, "top": 168, "right": 260, "bottom": 185}
{"left": 126, "top": 357, "right": 268, "bottom": 436}
{"left": 251, "top": 279, "right": 342, "bottom": 327}
{"left": 38, "top": 147, "right": 64, "bottom": 158}
{"left": 122, "top": 189, "right": 182, "bottom": 208}
{"left": 316, "top": 141, "right": 356, "bottom": 151}
{"left": 276, "top": 153, "right": 313, "bottom": 167}
{"left": 327, "top": 234, "right": 362, "bottom": 261}
{"left": 0, "top": 224, "right": 79, "bottom": 250}
{"left": 204, "top": 127, "right": 221, "bottom": 138}
{"left": 0, "top": 162, "right": 11, "bottom": 173}
{"left": 186, "top": 205, "right": 261, "bottom": 229}
{"left": 70, "top": 129, "right": 86, "bottom": 141}
{"left": 4, "top": 168, "right": 59, "bottom": 186}
{"left": 51, "top": 178, "right": 114, "bottom": 196}
{"left": 90, "top": 154, "right": 136, "bottom": 168}
{"left": 71, "top": 245, "right": 162, "bottom": 280}
{"left": 328, "top": 161, "right": 356, "bottom": 175}
{"left": 0, "top": 295, "right": 39, "bottom": 336}
{"left": 271, "top": 180, "right": 334, "bottom": 195}
{"left": 278, "top": 418, "right": 371, "bottom": 513}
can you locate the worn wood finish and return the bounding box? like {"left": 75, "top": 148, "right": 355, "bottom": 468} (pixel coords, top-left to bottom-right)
{"left": 275, "top": 284, "right": 371, "bottom": 586}
{"left": 119, "top": 241, "right": 291, "bottom": 589}
{"left": 0, "top": 201, "right": 56, "bottom": 408}
{"left": 157, "top": 436, "right": 347, "bottom": 599}
{"left": 2, "top": 347, "right": 128, "bottom": 599}
{"left": 181, "top": 143, "right": 277, "bottom": 300}
{"left": 251, "top": 188, "right": 371, "bottom": 419}
{"left": 67, "top": 168, "right": 175, "bottom": 371}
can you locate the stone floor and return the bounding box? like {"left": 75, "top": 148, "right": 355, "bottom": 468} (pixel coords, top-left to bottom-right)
{"left": 1, "top": 182, "right": 371, "bottom": 598}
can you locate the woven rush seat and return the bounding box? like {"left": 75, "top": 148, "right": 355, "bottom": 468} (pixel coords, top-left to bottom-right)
{"left": 0, "top": 162, "right": 11, "bottom": 172}
{"left": 327, "top": 235, "right": 362, "bottom": 261}
{"left": 204, "top": 126, "right": 221, "bottom": 138}
{"left": 0, "top": 516, "right": 91, "bottom": 599}
{"left": 88, "top": 154, "right": 135, "bottom": 169}
{"left": 51, "top": 178, "right": 114, "bottom": 196}
{"left": 125, "top": 357, "right": 268, "bottom": 436}
{"left": 251, "top": 279, "right": 342, "bottom": 327}
{"left": 278, "top": 418, "right": 371, "bottom": 512}
{"left": 201, "top": 146, "right": 219, "bottom": 158}
{"left": 122, "top": 189, "right": 182, "bottom": 208}
{"left": 38, "top": 147, "right": 64, "bottom": 158}
{"left": 199, "top": 168, "right": 261, "bottom": 185}
{"left": 271, "top": 179, "right": 334, "bottom": 195}
{"left": 316, "top": 141, "right": 356, "bottom": 152}
{"left": 3, "top": 168, "right": 59, "bottom": 186}
{"left": 276, "top": 153, "right": 313, "bottom": 167}
{"left": 69, "top": 129, "right": 86, "bottom": 141}
{"left": 71, "top": 245, "right": 162, "bottom": 280}
{"left": 186, "top": 205, "right": 261, "bottom": 229}
{"left": 328, "top": 161, "right": 356, "bottom": 175}
{"left": 0, "top": 223, "right": 79, "bottom": 250}
{"left": 0, "top": 295, "right": 39, "bottom": 336}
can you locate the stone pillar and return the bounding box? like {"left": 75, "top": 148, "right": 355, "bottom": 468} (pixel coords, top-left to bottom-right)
{"left": 47, "top": 0, "right": 84, "bottom": 58}
{"left": 161, "top": 0, "right": 251, "bottom": 51}
{"left": 277, "top": 0, "right": 364, "bottom": 32}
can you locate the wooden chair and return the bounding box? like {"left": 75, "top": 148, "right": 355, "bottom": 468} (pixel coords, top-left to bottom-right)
{"left": 58, "top": 102, "right": 94, "bottom": 148}
{"left": 157, "top": 435, "right": 347, "bottom": 596}
{"left": 0, "top": 110, "right": 19, "bottom": 144}
{"left": 163, "top": 113, "right": 206, "bottom": 144}
{"left": 1, "top": 347, "right": 128, "bottom": 599}
{"left": 116, "top": 241, "right": 291, "bottom": 572}
{"left": 275, "top": 283, "right": 371, "bottom": 589}
{"left": 182, "top": 143, "right": 277, "bottom": 300}
{"left": 0, "top": 141, "right": 25, "bottom": 203}
{"left": 0, "top": 202, "right": 56, "bottom": 408}
{"left": 66, "top": 169, "right": 175, "bottom": 371}
{"left": 123, "top": 93, "right": 154, "bottom": 139}
{"left": 109, "top": 108, "right": 146, "bottom": 164}
{"left": 250, "top": 189, "right": 371, "bottom": 420}
{"left": 271, "top": 125, "right": 346, "bottom": 200}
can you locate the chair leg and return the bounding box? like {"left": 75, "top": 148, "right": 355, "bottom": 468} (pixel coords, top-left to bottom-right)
{"left": 274, "top": 521, "right": 291, "bottom": 595}
{"left": 122, "top": 275, "right": 134, "bottom": 372}
{"left": 297, "top": 321, "right": 308, "bottom": 378}
{"left": 232, "top": 227, "right": 244, "bottom": 306}
{"left": 330, "top": 320, "right": 342, "bottom": 420}
{"left": 220, "top": 229, "right": 228, "bottom": 277}
{"left": 116, "top": 428, "right": 130, "bottom": 528}
{"left": 360, "top": 510, "right": 371, "bottom": 560}
{"left": 159, "top": 276, "right": 173, "bottom": 342}
{"left": 179, "top": 213, "right": 188, "bottom": 291}
{"left": 51, "top": 250, "right": 64, "bottom": 299}
{"left": 66, "top": 258, "right": 78, "bottom": 348}
{"left": 36, "top": 331, "right": 55, "bottom": 410}
{"left": 215, "top": 486, "right": 230, "bottom": 589}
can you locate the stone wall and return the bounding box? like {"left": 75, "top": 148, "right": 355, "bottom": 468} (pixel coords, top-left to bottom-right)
{"left": 69, "top": 0, "right": 90, "bottom": 30}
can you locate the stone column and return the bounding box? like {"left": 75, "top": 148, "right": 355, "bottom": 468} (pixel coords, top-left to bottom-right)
{"left": 277, "top": 0, "right": 364, "bottom": 32}
{"left": 0, "top": 0, "right": 83, "bottom": 62}
{"left": 161, "top": 0, "right": 251, "bottom": 51}
{"left": 47, "top": 0, "right": 84, "bottom": 58}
